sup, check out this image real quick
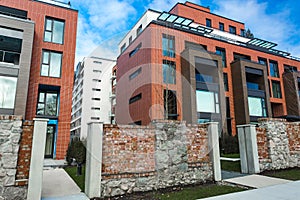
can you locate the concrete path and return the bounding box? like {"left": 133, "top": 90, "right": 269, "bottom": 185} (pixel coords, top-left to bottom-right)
{"left": 41, "top": 168, "right": 89, "bottom": 200}
{"left": 224, "top": 174, "right": 291, "bottom": 188}
{"left": 201, "top": 181, "right": 300, "bottom": 200}
{"left": 221, "top": 170, "right": 247, "bottom": 180}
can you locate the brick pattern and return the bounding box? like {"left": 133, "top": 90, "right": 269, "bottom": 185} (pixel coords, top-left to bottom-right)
{"left": 15, "top": 121, "right": 34, "bottom": 186}
{"left": 102, "top": 124, "right": 155, "bottom": 174}
{"left": 186, "top": 124, "right": 210, "bottom": 163}
{"left": 286, "top": 123, "right": 300, "bottom": 153}
{"left": 256, "top": 127, "right": 269, "bottom": 160}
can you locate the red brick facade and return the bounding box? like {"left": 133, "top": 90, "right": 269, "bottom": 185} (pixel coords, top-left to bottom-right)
{"left": 256, "top": 127, "right": 269, "bottom": 160}
{"left": 15, "top": 121, "right": 34, "bottom": 186}
{"left": 287, "top": 123, "right": 300, "bottom": 153}
{"left": 1, "top": 1, "right": 78, "bottom": 159}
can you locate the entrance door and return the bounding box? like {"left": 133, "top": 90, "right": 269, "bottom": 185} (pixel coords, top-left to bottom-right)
{"left": 44, "top": 125, "right": 55, "bottom": 158}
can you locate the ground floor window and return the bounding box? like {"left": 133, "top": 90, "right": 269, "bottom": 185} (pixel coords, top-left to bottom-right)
{"left": 248, "top": 96, "right": 267, "bottom": 117}
{"left": 196, "top": 90, "right": 219, "bottom": 113}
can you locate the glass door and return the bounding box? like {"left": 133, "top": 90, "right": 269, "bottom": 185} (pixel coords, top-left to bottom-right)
{"left": 44, "top": 125, "right": 55, "bottom": 158}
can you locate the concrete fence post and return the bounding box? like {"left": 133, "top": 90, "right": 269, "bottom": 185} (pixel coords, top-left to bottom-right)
{"left": 27, "top": 118, "right": 48, "bottom": 200}
{"left": 85, "top": 122, "right": 103, "bottom": 198}
{"left": 207, "top": 122, "right": 221, "bottom": 181}
{"left": 237, "top": 124, "right": 260, "bottom": 174}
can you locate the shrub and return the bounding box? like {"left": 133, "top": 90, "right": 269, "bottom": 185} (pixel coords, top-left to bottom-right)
{"left": 220, "top": 134, "right": 239, "bottom": 155}
{"left": 66, "top": 137, "right": 86, "bottom": 166}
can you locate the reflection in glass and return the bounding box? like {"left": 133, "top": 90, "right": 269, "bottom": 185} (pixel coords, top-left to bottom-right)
{"left": 0, "top": 76, "right": 17, "bottom": 109}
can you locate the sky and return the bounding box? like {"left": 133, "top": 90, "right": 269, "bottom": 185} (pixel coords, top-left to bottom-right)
{"left": 67, "top": 0, "right": 300, "bottom": 65}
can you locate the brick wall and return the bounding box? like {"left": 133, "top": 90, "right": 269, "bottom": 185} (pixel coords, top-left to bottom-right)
{"left": 256, "top": 118, "right": 300, "bottom": 171}
{"left": 101, "top": 121, "right": 213, "bottom": 197}
{"left": 15, "top": 121, "right": 34, "bottom": 186}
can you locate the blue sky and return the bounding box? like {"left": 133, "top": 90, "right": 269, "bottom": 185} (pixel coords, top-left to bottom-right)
{"left": 67, "top": 0, "right": 300, "bottom": 65}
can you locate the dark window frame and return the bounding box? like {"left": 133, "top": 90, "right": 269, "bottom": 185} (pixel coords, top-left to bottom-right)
{"left": 41, "top": 49, "right": 63, "bottom": 78}
{"left": 162, "top": 34, "right": 175, "bottom": 58}
{"left": 206, "top": 18, "right": 212, "bottom": 27}
{"left": 44, "top": 17, "right": 65, "bottom": 44}
{"left": 129, "top": 67, "right": 142, "bottom": 80}
{"left": 223, "top": 73, "right": 229, "bottom": 91}
{"left": 129, "top": 43, "right": 142, "bottom": 57}
{"left": 164, "top": 89, "right": 178, "bottom": 120}
{"left": 272, "top": 81, "right": 282, "bottom": 98}
{"left": 216, "top": 47, "right": 226, "bottom": 67}
{"left": 36, "top": 90, "right": 59, "bottom": 117}
{"left": 229, "top": 25, "right": 236, "bottom": 34}
{"left": 219, "top": 22, "right": 224, "bottom": 31}
{"left": 269, "top": 60, "right": 279, "bottom": 78}
{"left": 129, "top": 93, "right": 142, "bottom": 104}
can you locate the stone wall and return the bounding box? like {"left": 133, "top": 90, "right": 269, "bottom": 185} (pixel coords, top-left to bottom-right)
{"left": 257, "top": 118, "right": 300, "bottom": 171}
{"left": 0, "top": 116, "right": 33, "bottom": 199}
{"left": 101, "top": 121, "right": 213, "bottom": 197}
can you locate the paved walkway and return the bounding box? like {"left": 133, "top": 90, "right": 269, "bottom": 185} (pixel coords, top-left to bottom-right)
{"left": 201, "top": 181, "right": 300, "bottom": 200}
{"left": 41, "top": 168, "right": 89, "bottom": 200}
{"left": 224, "top": 174, "right": 291, "bottom": 188}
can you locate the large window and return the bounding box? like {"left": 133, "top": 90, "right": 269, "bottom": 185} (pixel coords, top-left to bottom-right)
{"left": 216, "top": 47, "right": 226, "bottom": 67}
{"left": 0, "top": 76, "right": 17, "bottom": 109}
{"left": 37, "top": 91, "right": 59, "bottom": 116}
{"left": 248, "top": 96, "right": 266, "bottom": 117}
{"left": 41, "top": 50, "right": 62, "bottom": 78}
{"left": 196, "top": 90, "right": 219, "bottom": 113}
{"left": 0, "top": 35, "right": 22, "bottom": 65}
{"left": 163, "top": 60, "right": 176, "bottom": 84}
{"left": 272, "top": 81, "right": 282, "bottom": 98}
{"left": 44, "top": 17, "right": 65, "bottom": 44}
{"left": 162, "top": 34, "right": 175, "bottom": 58}
{"left": 269, "top": 60, "right": 279, "bottom": 77}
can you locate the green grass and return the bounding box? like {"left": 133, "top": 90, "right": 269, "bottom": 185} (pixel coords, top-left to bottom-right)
{"left": 64, "top": 165, "right": 85, "bottom": 191}
{"left": 157, "top": 184, "right": 246, "bottom": 200}
{"left": 221, "top": 153, "right": 240, "bottom": 158}
{"left": 221, "top": 160, "right": 241, "bottom": 172}
{"left": 263, "top": 168, "right": 300, "bottom": 181}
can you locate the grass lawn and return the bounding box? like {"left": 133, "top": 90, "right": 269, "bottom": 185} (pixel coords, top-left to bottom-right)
{"left": 64, "top": 165, "right": 85, "bottom": 191}
{"left": 157, "top": 184, "right": 246, "bottom": 200}
{"left": 262, "top": 168, "right": 300, "bottom": 181}
{"left": 221, "top": 160, "right": 241, "bottom": 172}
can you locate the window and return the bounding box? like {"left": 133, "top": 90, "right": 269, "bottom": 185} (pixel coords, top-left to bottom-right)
{"left": 248, "top": 96, "right": 266, "bottom": 117}
{"left": 37, "top": 91, "right": 58, "bottom": 116}
{"left": 233, "top": 52, "right": 251, "bottom": 61}
{"left": 120, "top": 43, "right": 126, "bottom": 53}
{"left": 219, "top": 22, "right": 224, "bottom": 31}
{"left": 91, "top": 107, "right": 100, "bottom": 110}
{"left": 129, "top": 93, "right": 142, "bottom": 104}
{"left": 129, "top": 67, "right": 142, "bottom": 80}
{"left": 247, "top": 82, "right": 259, "bottom": 90}
{"left": 137, "top": 25, "right": 142, "bottom": 35}
{"left": 216, "top": 47, "right": 226, "bottom": 67}
{"left": 0, "top": 35, "right": 22, "bottom": 65}
{"left": 93, "top": 69, "right": 102, "bottom": 73}
{"left": 240, "top": 29, "right": 245, "bottom": 37}
{"left": 195, "top": 72, "right": 213, "bottom": 83}
{"left": 229, "top": 25, "right": 236, "bottom": 34}
{"left": 44, "top": 17, "right": 65, "bottom": 44}
{"left": 196, "top": 90, "right": 219, "bottom": 113}
{"left": 223, "top": 73, "right": 229, "bottom": 91}
{"left": 41, "top": 50, "right": 62, "bottom": 78}
{"left": 163, "top": 60, "right": 176, "bottom": 84}
{"left": 284, "top": 65, "right": 297, "bottom": 73}
{"left": 164, "top": 90, "right": 177, "bottom": 120}
{"left": 93, "top": 61, "right": 102, "bottom": 64}
{"left": 0, "top": 76, "right": 17, "bottom": 109}
{"left": 92, "top": 79, "right": 101, "bottom": 82}
{"left": 129, "top": 43, "right": 142, "bottom": 57}
{"left": 162, "top": 34, "right": 175, "bottom": 58}
{"left": 92, "top": 98, "right": 101, "bottom": 101}
{"left": 91, "top": 117, "right": 100, "bottom": 120}
{"left": 226, "top": 97, "right": 232, "bottom": 135}
{"left": 258, "top": 57, "right": 267, "bottom": 66}
{"left": 92, "top": 88, "right": 101, "bottom": 91}
{"left": 129, "top": 36, "right": 132, "bottom": 44}
{"left": 272, "top": 81, "right": 282, "bottom": 98}
{"left": 206, "top": 18, "right": 212, "bottom": 27}
{"left": 269, "top": 60, "right": 279, "bottom": 77}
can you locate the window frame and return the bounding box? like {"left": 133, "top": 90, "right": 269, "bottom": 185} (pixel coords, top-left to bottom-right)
{"left": 41, "top": 50, "right": 63, "bottom": 78}
{"left": 206, "top": 18, "right": 212, "bottom": 27}
{"left": 272, "top": 81, "right": 282, "bottom": 98}
{"left": 216, "top": 47, "right": 226, "bottom": 67}
{"left": 229, "top": 25, "right": 236, "bottom": 34}
{"left": 162, "top": 34, "right": 175, "bottom": 58}
{"left": 44, "top": 17, "right": 65, "bottom": 44}
{"left": 36, "top": 90, "right": 59, "bottom": 117}
{"left": 219, "top": 22, "right": 224, "bottom": 31}
{"left": 269, "top": 60, "right": 279, "bottom": 78}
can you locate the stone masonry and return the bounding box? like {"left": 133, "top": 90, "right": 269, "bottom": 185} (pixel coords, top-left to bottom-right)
{"left": 0, "top": 116, "right": 33, "bottom": 200}
{"left": 257, "top": 118, "right": 300, "bottom": 171}
{"left": 101, "top": 120, "right": 213, "bottom": 197}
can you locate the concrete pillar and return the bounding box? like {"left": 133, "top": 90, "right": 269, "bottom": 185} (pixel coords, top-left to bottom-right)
{"left": 207, "top": 122, "right": 221, "bottom": 181}
{"left": 85, "top": 122, "right": 103, "bottom": 198}
{"left": 27, "top": 118, "right": 48, "bottom": 200}
{"left": 237, "top": 124, "right": 260, "bottom": 174}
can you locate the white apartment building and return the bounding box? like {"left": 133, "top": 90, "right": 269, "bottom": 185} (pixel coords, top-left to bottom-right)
{"left": 70, "top": 57, "right": 116, "bottom": 140}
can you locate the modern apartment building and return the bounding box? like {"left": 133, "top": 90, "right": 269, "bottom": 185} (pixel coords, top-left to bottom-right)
{"left": 71, "top": 57, "right": 116, "bottom": 140}
{"left": 0, "top": 0, "right": 78, "bottom": 159}
{"left": 116, "top": 1, "right": 300, "bottom": 135}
